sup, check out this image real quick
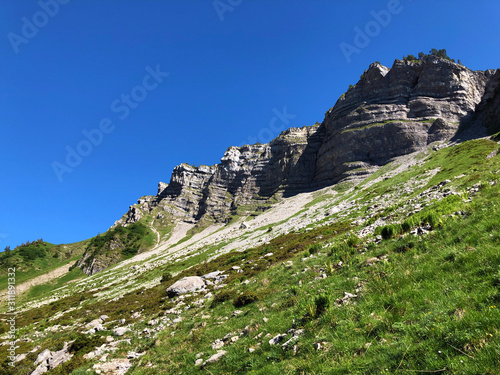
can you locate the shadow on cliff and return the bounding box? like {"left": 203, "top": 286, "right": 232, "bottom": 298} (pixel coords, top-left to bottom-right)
{"left": 260, "top": 124, "right": 327, "bottom": 199}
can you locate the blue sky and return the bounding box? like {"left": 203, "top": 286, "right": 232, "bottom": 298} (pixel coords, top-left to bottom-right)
{"left": 1, "top": 0, "right": 499, "bottom": 249}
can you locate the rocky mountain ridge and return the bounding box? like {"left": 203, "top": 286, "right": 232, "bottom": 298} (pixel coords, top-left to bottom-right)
{"left": 115, "top": 57, "right": 498, "bottom": 229}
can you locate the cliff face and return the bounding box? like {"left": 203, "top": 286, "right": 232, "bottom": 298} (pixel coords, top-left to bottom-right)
{"left": 115, "top": 124, "right": 323, "bottom": 227}
{"left": 115, "top": 58, "right": 498, "bottom": 228}
{"left": 314, "top": 58, "right": 491, "bottom": 185}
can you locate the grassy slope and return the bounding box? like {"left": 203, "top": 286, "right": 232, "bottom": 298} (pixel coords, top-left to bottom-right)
{"left": 0, "top": 240, "right": 88, "bottom": 288}
{"left": 138, "top": 184, "right": 499, "bottom": 374}
{"left": 1, "top": 139, "right": 499, "bottom": 374}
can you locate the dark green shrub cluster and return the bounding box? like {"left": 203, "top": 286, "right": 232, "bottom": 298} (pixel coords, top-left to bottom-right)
{"left": 380, "top": 224, "right": 402, "bottom": 240}
{"left": 69, "top": 334, "right": 104, "bottom": 355}
{"left": 403, "top": 48, "right": 456, "bottom": 63}
{"left": 19, "top": 243, "right": 47, "bottom": 261}
{"left": 308, "top": 244, "right": 321, "bottom": 255}
{"left": 210, "top": 290, "right": 237, "bottom": 308}
{"left": 314, "top": 293, "right": 330, "bottom": 317}
{"left": 160, "top": 272, "right": 173, "bottom": 283}
{"left": 233, "top": 291, "right": 258, "bottom": 307}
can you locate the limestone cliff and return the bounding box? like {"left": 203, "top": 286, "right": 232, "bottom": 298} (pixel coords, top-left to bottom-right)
{"left": 115, "top": 57, "right": 498, "bottom": 230}
{"left": 114, "top": 124, "right": 323, "bottom": 228}
{"left": 314, "top": 57, "right": 491, "bottom": 185}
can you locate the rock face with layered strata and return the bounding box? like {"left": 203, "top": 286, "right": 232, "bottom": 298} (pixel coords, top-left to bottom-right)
{"left": 114, "top": 58, "right": 498, "bottom": 229}
{"left": 114, "top": 124, "right": 323, "bottom": 226}
{"left": 313, "top": 58, "right": 491, "bottom": 185}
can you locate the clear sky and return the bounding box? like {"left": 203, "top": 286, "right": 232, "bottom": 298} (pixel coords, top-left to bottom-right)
{"left": 1, "top": 0, "right": 499, "bottom": 249}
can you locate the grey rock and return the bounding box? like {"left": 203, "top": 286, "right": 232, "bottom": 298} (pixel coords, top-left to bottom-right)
{"left": 204, "top": 350, "right": 227, "bottom": 365}
{"left": 113, "top": 327, "right": 130, "bottom": 336}
{"left": 91, "top": 59, "right": 498, "bottom": 276}
{"left": 212, "top": 339, "right": 224, "bottom": 350}
{"left": 166, "top": 276, "right": 205, "bottom": 297}
{"left": 34, "top": 349, "right": 51, "bottom": 365}
{"left": 202, "top": 270, "right": 223, "bottom": 279}
{"left": 195, "top": 358, "right": 204, "bottom": 366}
{"left": 269, "top": 334, "right": 287, "bottom": 345}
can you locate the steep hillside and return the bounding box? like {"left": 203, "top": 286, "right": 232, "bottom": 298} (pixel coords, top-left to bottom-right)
{"left": 2, "top": 136, "right": 499, "bottom": 374}
{"left": 0, "top": 240, "right": 87, "bottom": 291}
{"left": 93, "top": 57, "right": 499, "bottom": 275}
{"left": 76, "top": 223, "right": 156, "bottom": 275}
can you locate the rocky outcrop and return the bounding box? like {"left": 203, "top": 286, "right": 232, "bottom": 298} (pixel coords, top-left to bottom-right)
{"left": 114, "top": 57, "right": 497, "bottom": 235}
{"left": 31, "top": 342, "right": 72, "bottom": 375}
{"left": 114, "top": 124, "right": 323, "bottom": 227}
{"left": 314, "top": 58, "right": 491, "bottom": 185}
{"left": 470, "top": 69, "right": 500, "bottom": 135}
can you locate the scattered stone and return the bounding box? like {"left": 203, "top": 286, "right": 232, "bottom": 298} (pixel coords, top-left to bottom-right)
{"left": 31, "top": 342, "right": 72, "bottom": 375}
{"left": 248, "top": 348, "right": 255, "bottom": 353}
{"left": 127, "top": 351, "right": 144, "bottom": 359}
{"left": 212, "top": 339, "right": 224, "bottom": 350}
{"left": 85, "top": 318, "right": 103, "bottom": 330}
{"left": 195, "top": 358, "right": 204, "bottom": 366}
{"left": 113, "top": 327, "right": 130, "bottom": 336}
{"left": 92, "top": 358, "right": 131, "bottom": 375}
{"left": 336, "top": 292, "right": 358, "bottom": 305}
{"left": 202, "top": 270, "right": 223, "bottom": 279}
{"left": 232, "top": 310, "right": 243, "bottom": 317}
{"left": 204, "top": 350, "right": 226, "bottom": 365}
{"left": 269, "top": 334, "right": 287, "bottom": 345}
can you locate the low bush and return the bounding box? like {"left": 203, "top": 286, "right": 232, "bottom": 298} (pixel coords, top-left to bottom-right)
{"left": 160, "top": 272, "right": 173, "bottom": 283}
{"left": 233, "top": 291, "right": 258, "bottom": 307}
{"left": 69, "top": 334, "right": 104, "bottom": 355}
{"left": 210, "top": 290, "right": 236, "bottom": 308}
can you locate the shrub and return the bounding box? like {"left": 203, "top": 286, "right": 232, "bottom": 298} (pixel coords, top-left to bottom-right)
{"left": 422, "top": 212, "right": 442, "bottom": 228}
{"left": 305, "top": 293, "right": 330, "bottom": 320}
{"left": 69, "top": 334, "right": 103, "bottom": 355}
{"left": 19, "top": 245, "right": 46, "bottom": 261}
{"left": 233, "top": 291, "right": 258, "bottom": 307}
{"left": 380, "top": 224, "right": 402, "bottom": 240}
{"left": 210, "top": 290, "right": 236, "bottom": 308}
{"left": 160, "top": 272, "right": 173, "bottom": 283}
{"left": 308, "top": 244, "right": 321, "bottom": 255}
{"left": 314, "top": 293, "right": 330, "bottom": 317}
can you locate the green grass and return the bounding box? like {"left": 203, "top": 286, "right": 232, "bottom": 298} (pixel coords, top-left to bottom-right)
{"left": 0, "top": 240, "right": 87, "bottom": 290}
{"left": 78, "top": 222, "right": 155, "bottom": 272}
{"left": 130, "top": 182, "right": 500, "bottom": 374}
{"left": 23, "top": 266, "right": 86, "bottom": 302}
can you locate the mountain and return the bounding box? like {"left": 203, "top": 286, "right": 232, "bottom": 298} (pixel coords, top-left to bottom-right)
{"left": 90, "top": 56, "right": 498, "bottom": 274}
{"left": 1, "top": 56, "right": 500, "bottom": 374}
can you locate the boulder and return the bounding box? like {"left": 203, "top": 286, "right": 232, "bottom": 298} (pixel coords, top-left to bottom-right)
{"left": 166, "top": 276, "right": 205, "bottom": 297}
